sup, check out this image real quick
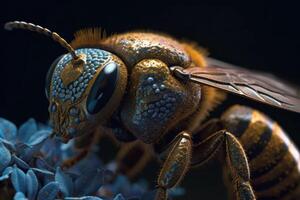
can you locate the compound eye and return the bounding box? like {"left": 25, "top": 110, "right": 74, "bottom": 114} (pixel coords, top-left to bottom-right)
{"left": 86, "top": 62, "right": 119, "bottom": 115}
{"left": 45, "top": 55, "right": 63, "bottom": 99}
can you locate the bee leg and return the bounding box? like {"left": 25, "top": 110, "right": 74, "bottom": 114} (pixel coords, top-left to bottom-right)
{"left": 61, "top": 130, "right": 100, "bottom": 169}
{"left": 191, "top": 130, "right": 256, "bottom": 200}
{"left": 116, "top": 141, "right": 154, "bottom": 178}
{"left": 155, "top": 131, "right": 192, "bottom": 200}
{"left": 223, "top": 131, "right": 256, "bottom": 200}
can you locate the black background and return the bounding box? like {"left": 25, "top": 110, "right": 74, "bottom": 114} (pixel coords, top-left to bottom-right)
{"left": 1, "top": 1, "right": 300, "bottom": 199}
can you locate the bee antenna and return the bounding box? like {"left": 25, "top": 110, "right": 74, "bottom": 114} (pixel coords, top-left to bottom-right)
{"left": 4, "top": 21, "right": 80, "bottom": 61}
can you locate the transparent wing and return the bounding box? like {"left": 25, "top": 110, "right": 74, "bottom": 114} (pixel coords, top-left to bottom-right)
{"left": 171, "top": 58, "right": 300, "bottom": 113}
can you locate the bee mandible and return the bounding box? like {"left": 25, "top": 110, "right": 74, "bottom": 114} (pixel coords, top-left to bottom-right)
{"left": 5, "top": 21, "right": 300, "bottom": 200}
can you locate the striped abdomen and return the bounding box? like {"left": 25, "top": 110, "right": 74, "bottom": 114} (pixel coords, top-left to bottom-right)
{"left": 221, "top": 105, "right": 300, "bottom": 200}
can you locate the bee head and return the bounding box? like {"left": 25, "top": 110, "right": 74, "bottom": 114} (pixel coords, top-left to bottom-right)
{"left": 46, "top": 49, "right": 127, "bottom": 142}
{"left": 5, "top": 21, "right": 127, "bottom": 142}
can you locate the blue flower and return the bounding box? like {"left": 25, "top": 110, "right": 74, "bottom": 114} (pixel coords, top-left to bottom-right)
{"left": 0, "top": 117, "right": 185, "bottom": 200}
{"left": 0, "top": 118, "right": 52, "bottom": 181}
{"left": 0, "top": 118, "right": 52, "bottom": 162}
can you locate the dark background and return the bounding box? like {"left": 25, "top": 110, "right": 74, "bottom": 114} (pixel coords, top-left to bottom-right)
{"left": 1, "top": 2, "right": 300, "bottom": 199}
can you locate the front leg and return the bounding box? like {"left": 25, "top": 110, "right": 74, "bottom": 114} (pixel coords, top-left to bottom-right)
{"left": 155, "top": 131, "right": 192, "bottom": 200}
{"left": 192, "top": 130, "right": 256, "bottom": 200}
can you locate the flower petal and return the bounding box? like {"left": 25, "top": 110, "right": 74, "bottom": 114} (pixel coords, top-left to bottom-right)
{"left": 26, "top": 130, "right": 52, "bottom": 146}
{"left": 37, "top": 181, "right": 60, "bottom": 200}
{"left": 31, "top": 167, "right": 54, "bottom": 176}
{"left": 14, "top": 192, "right": 28, "bottom": 200}
{"left": 35, "top": 157, "right": 55, "bottom": 172}
{"left": 0, "top": 138, "right": 15, "bottom": 152}
{"left": 111, "top": 175, "right": 130, "bottom": 193}
{"left": 0, "top": 141, "right": 11, "bottom": 171}
{"left": 11, "top": 165, "right": 26, "bottom": 193}
{"left": 69, "top": 153, "right": 102, "bottom": 174}
{"left": 65, "top": 197, "right": 103, "bottom": 200}
{"left": 0, "top": 166, "right": 13, "bottom": 181}
{"left": 18, "top": 118, "right": 37, "bottom": 144}
{"left": 74, "top": 168, "right": 105, "bottom": 196}
{"left": 26, "top": 169, "right": 39, "bottom": 200}
{"left": 12, "top": 155, "right": 30, "bottom": 170}
{"left": 18, "top": 143, "right": 43, "bottom": 162}
{"left": 31, "top": 167, "right": 55, "bottom": 186}
{"left": 113, "top": 194, "right": 126, "bottom": 200}
{"left": 0, "top": 118, "right": 17, "bottom": 142}
{"left": 40, "top": 138, "right": 63, "bottom": 165}
{"left": 55, "top": 167, "right": 73, "bottom": 197}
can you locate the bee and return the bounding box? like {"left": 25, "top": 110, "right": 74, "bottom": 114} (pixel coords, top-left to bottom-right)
{"left": 5, "top": 21, "right": 300, "bottom": 200}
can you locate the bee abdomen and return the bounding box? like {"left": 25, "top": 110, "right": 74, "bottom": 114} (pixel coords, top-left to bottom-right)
{"left": 221, "top": 105, "right": 300, "bottom": 200}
